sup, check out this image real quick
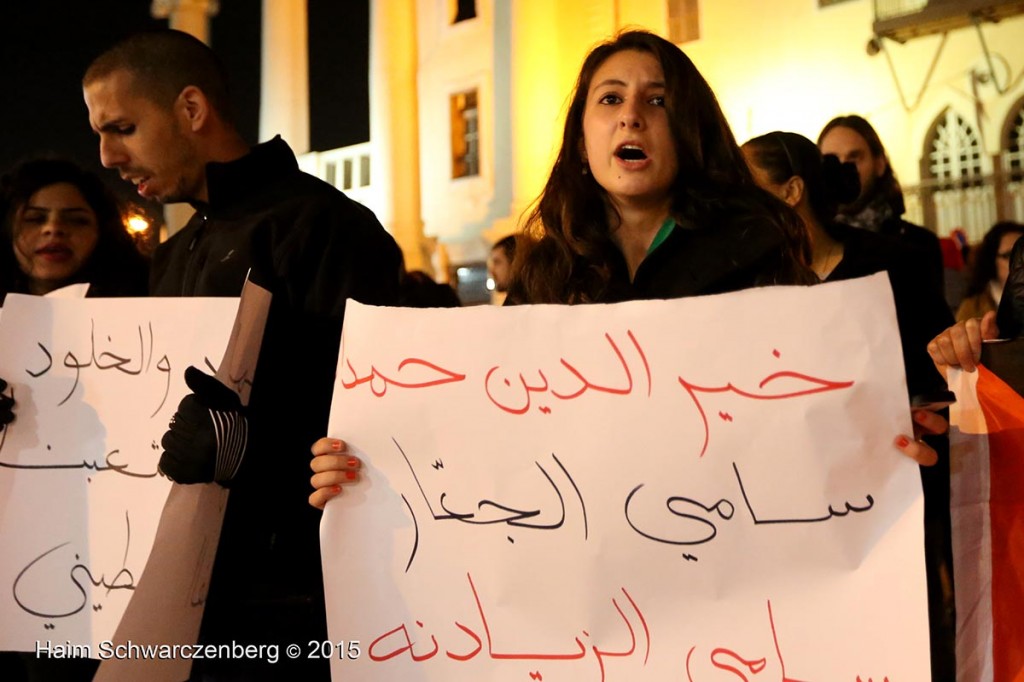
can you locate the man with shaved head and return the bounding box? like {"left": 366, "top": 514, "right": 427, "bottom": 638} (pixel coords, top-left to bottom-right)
{"left": 84, "top": 29, "right": 401, "bottom": 680}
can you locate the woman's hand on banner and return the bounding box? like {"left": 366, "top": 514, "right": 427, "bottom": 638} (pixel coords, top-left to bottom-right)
{"left": 893, "top": 408, "right": 947, "bottom": 466}
{"left": 309, "top": 437, "right": 362, "bottom": 510}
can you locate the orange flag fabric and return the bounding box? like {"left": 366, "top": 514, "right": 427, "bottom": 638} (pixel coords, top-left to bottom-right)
{"left": 950, "top": 365, "right": 1024, "bottom": 682}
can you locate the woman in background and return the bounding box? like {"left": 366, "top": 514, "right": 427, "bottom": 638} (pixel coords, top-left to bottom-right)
{"left": 956, "top": 221, "right": 1024, "bottom": 322}
{"left": 1, "top": 157, "right": 148, "bottom": 303}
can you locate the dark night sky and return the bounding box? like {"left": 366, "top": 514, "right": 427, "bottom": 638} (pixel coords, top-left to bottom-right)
{"left": 0, "top": 0, "right": 369, "bottom": 220}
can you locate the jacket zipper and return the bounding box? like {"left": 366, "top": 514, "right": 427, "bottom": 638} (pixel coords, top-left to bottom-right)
{"left": 181, "top": 213, "right": 208, "bottom": 296}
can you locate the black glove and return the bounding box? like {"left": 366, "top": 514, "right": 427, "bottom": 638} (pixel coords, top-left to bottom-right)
{"left": 159, "top": 366, "right": 248, "bottom": 486}
{"left": 996, "top": 237, "right": 1024, "bottom": 339}
{"left": 0, "top": 378, "right": 14, "bottom": 430}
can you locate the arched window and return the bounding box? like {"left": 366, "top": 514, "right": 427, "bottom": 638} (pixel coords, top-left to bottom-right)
{"left": 922, "top": 109, "right": 993, "bottom": 240}
{"left": 927, "top": 109, "right": 984, "bottom": 190}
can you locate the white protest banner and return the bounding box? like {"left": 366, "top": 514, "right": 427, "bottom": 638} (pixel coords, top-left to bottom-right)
{"left": 0, "top": 282, "right": 87, "bottom": 324}
{"left": 44, "top": 283, "right": 91, "bottom": 299}
{"left": 0, "top": 295, "right": 238, "bottom": 653}
{"left": 321, "top": 273, "right": 931, "bottom": 681}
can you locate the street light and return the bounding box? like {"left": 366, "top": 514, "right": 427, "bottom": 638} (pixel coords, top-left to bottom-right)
{"left": 126, "top": 213, "right": 150, "bottom": 234}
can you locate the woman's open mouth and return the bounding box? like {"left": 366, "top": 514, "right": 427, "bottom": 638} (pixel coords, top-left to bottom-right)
{"left": 615, "top": 144, "right": 648, "bottom": 161}
{"left": 36, "top": 243, "right": 73, "bottom": 262}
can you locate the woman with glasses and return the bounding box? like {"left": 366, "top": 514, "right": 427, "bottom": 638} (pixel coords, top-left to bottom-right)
{"left": 956, "top": 221, "right": 1024, "bottom": 323}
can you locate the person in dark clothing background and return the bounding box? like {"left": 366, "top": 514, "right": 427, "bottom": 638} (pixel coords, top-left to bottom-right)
{"left": 83, "top": 29, "right": 402, "bottom": 681}
{"left": 997, "top": 236, "right": 1024, "bottom": 339}
{"left": 819, "top": 114, "right": 945, "bottom": 299}
{"left": 487, "top": 234, "right": 516, "bottom": 295}
{"left": 400, "top": 269, "right": 461, "bottom": 307}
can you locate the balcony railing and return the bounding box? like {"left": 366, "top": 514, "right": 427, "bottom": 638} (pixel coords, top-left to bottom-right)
{"left": 874, "top": 0, "right": 1024, "bottom": 42}
{"left": 875, "top": 0, "right": 928, "bottom": 21}
{"left": 904, "top": 166, "right": 1024, "bottom": 242}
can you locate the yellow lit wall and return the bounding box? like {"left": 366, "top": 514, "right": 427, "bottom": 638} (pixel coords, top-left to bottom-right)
{"left": 681, "top": 0, "right": 1024, "bottom": 186}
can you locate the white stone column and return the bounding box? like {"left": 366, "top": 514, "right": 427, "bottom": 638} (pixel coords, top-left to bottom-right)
{"left": 369, "top": 0, "right": 426, "bottom": 270}
{"left": 151, "top": 0, "right": 219, "bottom": 38}
{"left": 150, "top": 0, "right": 220, "bottom": 237}
{"left": 259, "top": 0, "right": 310, "bottom": 153}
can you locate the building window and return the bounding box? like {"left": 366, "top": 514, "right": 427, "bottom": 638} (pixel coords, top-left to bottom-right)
{"left": 451, "top": 90, "right": 480, "bottom": 179}
{"left": 359, "top": 154, "right": 371, "bottom": 187}
{"left": 927, "top": 109, "right": 983, "bottom": 190}
{"left": 453, "top": 0, "right": 476, "bottom": 23}
{"left": 922, "top": 108, "right": 996, "bottom": 241}
{"left": 668, "top": 0, "right": 699, "bottom": 44}
{"left": 343, "top": 158, "right": 353, "bottom": 190}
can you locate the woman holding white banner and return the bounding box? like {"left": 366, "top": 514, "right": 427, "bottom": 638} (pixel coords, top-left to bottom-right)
{"left": 0, "top": 158, "right": 148, "bottom": 682}
{"left": 309, "top": 30, "right": 946, "bottom": 513}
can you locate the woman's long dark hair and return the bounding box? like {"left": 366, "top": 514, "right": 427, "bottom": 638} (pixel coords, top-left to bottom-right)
{"left": 964, "top": 221, "right": 1024, "bottom": 297}
{"left": 743, "top": 131, "right": 860, "bottom": 226}
{"left": 510, "top": 30, "right": 812, "bottom": 304}
{"left": 1, "top": 158, "right": 149, "bottom": 301}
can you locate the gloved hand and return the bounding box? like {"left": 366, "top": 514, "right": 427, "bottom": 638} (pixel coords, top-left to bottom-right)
{"left": 159, "top": 366, "right": 248, "bottom": 486}
{"left": 0, "top": 378, "right": 15, "bottom": 431}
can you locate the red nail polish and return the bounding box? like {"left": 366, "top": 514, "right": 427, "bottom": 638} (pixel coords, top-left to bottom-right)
{"left": 895, "top": 435, "right": 910, "bottom": 448}
{"left": 345, "top": 470, "right": 357, "bottom": 481}
{"left": 332, "top": 440, "right": 342, "bottom": 450}
{"left": 347, "top": 457, "right": 359, "bottom": 468}
{"left": 331, "top": 485, "right": 342, "bottom": 494}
